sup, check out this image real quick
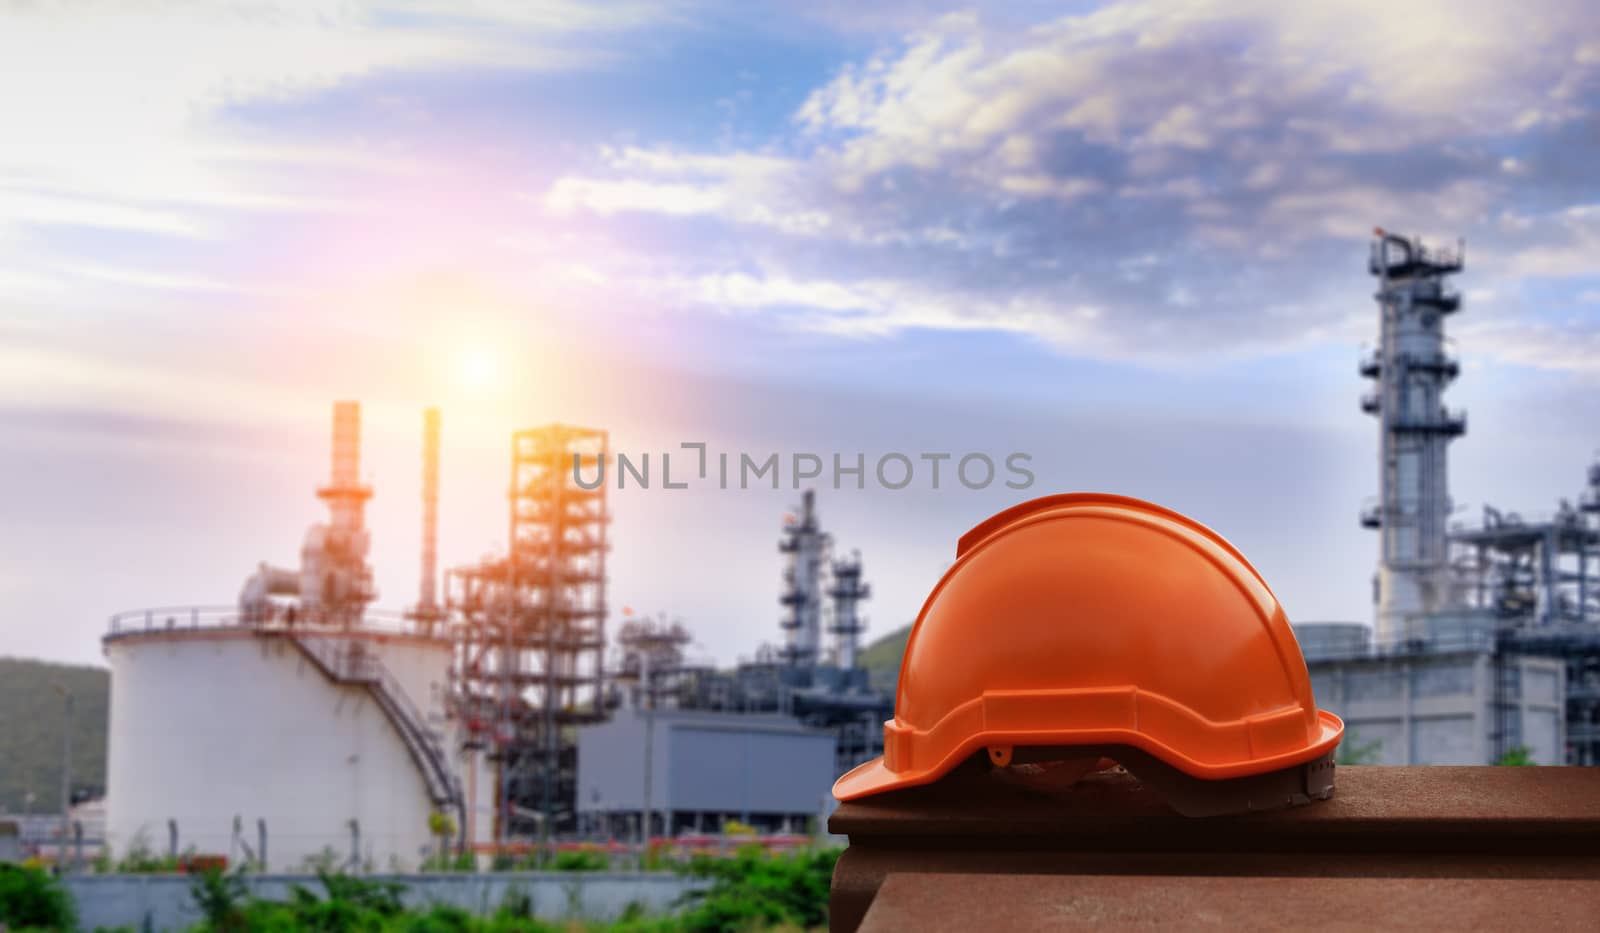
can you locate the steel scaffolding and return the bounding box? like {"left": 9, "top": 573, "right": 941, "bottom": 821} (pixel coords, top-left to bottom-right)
{"left": 447, "top": 425, "right": 610, "bottom": 841}
{"left": 1449, "top": 457, "right": 1600, "bottom": 763}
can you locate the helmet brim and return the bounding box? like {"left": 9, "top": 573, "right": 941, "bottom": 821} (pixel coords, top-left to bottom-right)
{"left": 833, "top": 708, "right": 1345, "bottom": 802}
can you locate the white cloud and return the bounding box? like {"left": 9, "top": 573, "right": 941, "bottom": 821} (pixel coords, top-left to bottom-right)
{"left": 536, "top": 0, "right": 1600, "bottom": 363}
{"left": 0, "top": 188, "right": 208, "bottom": 237}
{"left": 0, "top": 1, "right": 677, "bottom": 238}
{"left": 1456, "top": 319, "right": 1600, "bottom": 375}
{"left": 546, "top": 178, "right": 731, "bottom": 218}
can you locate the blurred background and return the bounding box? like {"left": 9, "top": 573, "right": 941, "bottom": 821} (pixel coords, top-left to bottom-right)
{"left": 0, "top": 0, "right": 1597, "bottom": 912}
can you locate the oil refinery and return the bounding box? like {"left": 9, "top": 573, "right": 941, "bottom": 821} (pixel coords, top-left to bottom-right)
{"left": 1295, "top": 230, "right": 1600, "bottom": 767}
{"left": 100, "top": 410, "right": 889, "bottom": 870}
{"left": 89, "top": 229, "right": 1600, "bottom": 872}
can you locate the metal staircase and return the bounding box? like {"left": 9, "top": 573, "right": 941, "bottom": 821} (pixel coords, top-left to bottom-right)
{"left": 281, "top": 633, "right": 465, "bottom": 835}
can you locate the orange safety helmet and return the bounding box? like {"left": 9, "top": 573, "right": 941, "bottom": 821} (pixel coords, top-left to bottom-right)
{"left": 834, "top": 493, "right": 1343, "bottom": 802}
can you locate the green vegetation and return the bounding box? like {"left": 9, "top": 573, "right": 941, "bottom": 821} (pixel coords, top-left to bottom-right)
{"left": 1336, "top": 731, "right": 1383, "bottom": 765}
{"left": 0, "top": 861, "right": 77, "bottom": 930}
{"left": 0, "top": 657, "right": 109, "bottom": 813}
{"left": 171, "top": 852, "right": 840, "bottom": 933}
{"left": 856, "top": 623, "right": 911, "bottom": 692}
{"left": 549, "top": 849, "right": 610, "bottom": 873}
{"left": 675, "top": 846, "right": 836, "bottom": 932}
{"left": 1495, "top": 745, "right": 1536, "bottom": 766}
{"left": 185, "top": 870, "right": 413, "bottom": 932}
{"left": 91, "top": 831, "right": 192, "bottom": 874}
{"left": 5, "top": 849, "right": 840, "bottom": 931}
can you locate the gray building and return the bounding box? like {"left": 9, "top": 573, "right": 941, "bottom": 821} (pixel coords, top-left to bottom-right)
{"left": 576, "top": 708, "right": 836, "bottom": 835}
{"left": 1297, "top": 620, "right": 1565, "bottom": 765}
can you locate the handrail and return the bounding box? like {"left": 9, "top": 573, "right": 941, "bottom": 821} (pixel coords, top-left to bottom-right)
{"left": 1301, "top": 632, "right": 1498, "bottom": 662}
{"left": 107, "top": 604, "right": 447, "bottom": 640}
{"left": 287, "top": 635, "right": 464, "bottom": 816}
{"left": 375, "top": 664, "right": 464, "bottom": 803}
{"left": 1302, "top": 622, "right": 1600, "bottom": 662}
{"left": 1388, "top": 408, "right": 1466, "bottom": 434}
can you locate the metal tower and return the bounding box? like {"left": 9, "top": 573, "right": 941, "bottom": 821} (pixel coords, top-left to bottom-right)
{"left": 1585, "top": 455, "right": 1600, "bottom": 522}
{"left": 308, "top": 400, "right": 376, "bottom": 626}
{"left": 616, "top": 614, "right": 692, "bottom": 706}
{"left": 415, "top": 408, "right": 443, "bottom": 628}
{"left": 779, "top": 490, "right": 829, "bottom": 667}
{"left": 828, "top": 551, "right": 870, "bottom": 670}
{"left": 1362, "top": 229, "right": 1467, "bottom": 645}
{"left": 238, "top": 401, "right": 375, "bottom": 624}
{"left": 447, "top": 425, "right": 610, "bottom": 842}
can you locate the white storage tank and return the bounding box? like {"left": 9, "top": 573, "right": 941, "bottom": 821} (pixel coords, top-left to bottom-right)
{"left": 102, "top": 402, "right": 477, "bottom": 872}
{"left": 103, "top": 610, "right": 463, "bottom": 872}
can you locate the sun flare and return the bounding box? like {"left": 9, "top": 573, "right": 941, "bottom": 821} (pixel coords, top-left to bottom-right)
{"left": 458, "top": 347, "right": 498, "bottom": 393}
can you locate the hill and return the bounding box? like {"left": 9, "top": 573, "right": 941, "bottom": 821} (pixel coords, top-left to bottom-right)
{"left": 0, "top": 657, "right": 109, "bottom": 813}
{"left": 857, "top": 623, "right": 912, "bottom": 693}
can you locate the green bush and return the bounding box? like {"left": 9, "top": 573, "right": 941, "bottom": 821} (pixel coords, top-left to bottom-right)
{"left": 0, "top": 862, "right": 78, "bottom": 930}
{"left": 173, "top": 848, "right": 840, "bottom": 932}
{"left": 1336, "top": 730, "right": 1383, "bottom": 765}
{"left": 388, "top": 903, "right": 476, "bottom": 933}
{"left": 489, "top": 852, "right": 518, "bottom": 872}
{"left": 316, "top": 871, "right": 408, "bottom": 916}
{"left": 675, "top": 848, "right": 839, "bottom": 932}
{"left": 186, "top": 870, "right": 410, "bottom": 932}
{"left": 1496, "top": 745, "right": 1536, "bottom": 766}
{"left": 190, "top": 867, "right": 250, "bottom": 931}
{"left": 476, "top": 913, "right": 561, "bottom": 933}
{"left": 550, "top": 848, "right": 610, "bottom": 872}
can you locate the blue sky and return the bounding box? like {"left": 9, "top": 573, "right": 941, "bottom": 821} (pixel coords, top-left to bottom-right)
{"left": 2, "top": 0, "right": 1598, "bottom": 667}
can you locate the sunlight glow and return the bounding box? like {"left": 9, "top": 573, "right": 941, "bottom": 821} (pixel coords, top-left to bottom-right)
{"left": 458, "top": 347, "right": 499, "bottom": 393}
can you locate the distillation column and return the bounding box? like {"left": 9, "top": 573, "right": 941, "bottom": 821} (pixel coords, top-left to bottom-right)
{"left": 779, "top": 490, "right": 829, "bottom": 667}
{"left": 305, "top": 400, "right": 376, "bottom": 626}
{"left": 418, "top": 408, "right": 441, "bottom": 620}
{"left": 1585, "top": 456, "right": 1600, "bottom": 525}
{"left": 1583, "top": 456, "right": 1600, "bottom": 620}
{"left": 828, "top": 551, "right": 871, "bottom": 671}
{"left": 1362, "top": 230, "right": 1467, "bottom": 644}
{"left": 240, "top": 401, "right": 375, "bottom": 623}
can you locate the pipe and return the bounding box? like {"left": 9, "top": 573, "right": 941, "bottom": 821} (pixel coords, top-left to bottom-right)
{"left": 238, "top": 563, "right": 300, "bottom": 620}
{"left": 420, "top": 408, "right": 440, "bottom": 615}
{"left": 347, "top": 819, "right": 360, "bottom": 873}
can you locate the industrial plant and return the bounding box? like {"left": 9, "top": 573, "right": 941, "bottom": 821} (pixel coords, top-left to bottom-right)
{"left": 100, "top": 409, "right": 890, "bottom": 870}
{"left": 1294, "top": 230, "right": 1600, "bottom": 766}
{"left": 85, "top": 228, "right": 1600, "bottom": 873}
{"left": 103, "top": 403, "right": 471, "bottom": 871}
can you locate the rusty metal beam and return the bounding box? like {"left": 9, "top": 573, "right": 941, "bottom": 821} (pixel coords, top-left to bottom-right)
{"left": 857, "top": 873, "right": 1600, "bottom": 932}
{"left": 830, "top": 766, "right": 1600, "bottom": 932}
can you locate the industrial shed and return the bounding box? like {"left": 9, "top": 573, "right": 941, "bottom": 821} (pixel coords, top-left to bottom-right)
{"left": 576, "top": 708, "right": 837, "bottom": 835}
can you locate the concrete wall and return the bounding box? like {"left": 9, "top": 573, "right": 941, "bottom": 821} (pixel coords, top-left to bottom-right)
{"left": 66, "top": 872, "right": 706, "bottom": 932}
{"left": 1308, "top": 650, "right": 1566, "bottom": 764}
